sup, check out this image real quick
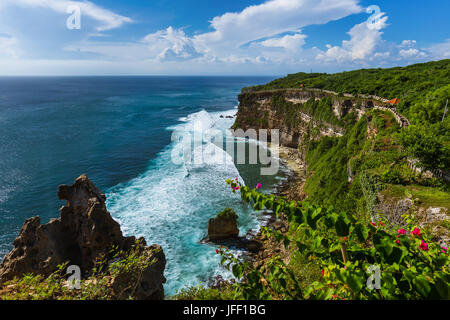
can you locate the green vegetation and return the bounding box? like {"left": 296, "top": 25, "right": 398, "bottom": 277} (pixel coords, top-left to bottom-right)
{"left": 182, "top": 61, "right": 450, "bottom": 300}
{"left": 400, "top": 123, "right": 449, "bottom": 171}
{"left": 245, "top": 59, "right": 450, "bottom": 126}
{"left": 271, "top": 94, "right": 342, "bottom": 127}
{"left": 213, "top": 181, "right": 449, "bottom": 300}
{"left": 246, "top": 60, "right": 450, "bottom": 174}
{"left": 172, "top": 284, "right": 238, "bottom": 300}
{"left": 216, "top": 207, "right": 238, "bottom": 220}
{"left": 0, "top": 240, "right": 158, "bottom": 300}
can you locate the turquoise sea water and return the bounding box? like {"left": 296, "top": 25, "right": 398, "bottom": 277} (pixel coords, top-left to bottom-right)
{"left": 0, "top": 76, "right": 285, "bottom": 295}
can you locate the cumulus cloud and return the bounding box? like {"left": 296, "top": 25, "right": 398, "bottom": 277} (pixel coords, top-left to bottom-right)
{"left": 316, "top": 12, "right": 388, "bottom": 63}
{"left": 259, "top": 33, "right": 307, "bottom": 51}
{"left": 399, "top": 48, "right": 426, "bottom": 59}
{"left": 142, "top": 27, "right": 202, "bottom": 61}
{"left": 0, "top": 0, "right": 447, "bottom": 75}
{"left": 1, "top": 0, "right": 132, "bottom": 31}
{"left": 134, "top": 0, "right": 363, "bottom": 63}
{"left": 399, "top": 40, "right": 417, "bottom": 48}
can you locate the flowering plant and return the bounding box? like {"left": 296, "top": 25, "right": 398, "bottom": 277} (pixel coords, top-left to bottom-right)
{"left": 220, "top": 179, "right": 450, "bottom": 300}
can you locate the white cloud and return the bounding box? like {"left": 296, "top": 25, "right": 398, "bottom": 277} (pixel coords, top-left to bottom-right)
{"left": 0, "top": 0, "right": 447, "bottom": 75}
{"left": 260, "top": 33, "right": 306, "bottom": 51}
{"left": 425, "top": 39, "right": 450, "bottom": 59}
{"left": 142, "top": 27, "right": 202, "bottom": 61}
{"left": 399, "top": 48, "right": 426, "bottom": 59}
{"left": 74, "top": 0, "right": 362, "bottom": 65}
{"left": 399, "top": 40, "right": 417, "bottom": 48}
{"left": 0, "top": 34, "right": 19, "bottom": 58}
{"left": 1, "top": 0, "right": 132, "bottom": 31}
{"left": 316, "top": 12, "right": 389, "bottom": 63}
{"left": 192, "top": 0, "right": 362, "bottom": 60}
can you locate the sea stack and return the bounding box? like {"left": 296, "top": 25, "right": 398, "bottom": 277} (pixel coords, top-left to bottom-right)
{"left": 207, "top": 208, "right": 239, "bottom": 241}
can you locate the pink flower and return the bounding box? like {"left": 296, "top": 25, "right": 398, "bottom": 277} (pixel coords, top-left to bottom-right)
{"left": 235, "top": 177, "right": 238, "bottom": 181}
{"left": 419, "top": 240, "right": 428, "bottom": 251}
{"left": 256, "top": 183, "right": 262, "bottom": 189}
{"left": 411, "top": 228, "right": 421, "bottom": 237}
{"left": 396, "top": 239, "right": 400, "bottom": 244}
{"left": 441, "top": 246, "right": 447, "bottom": 253}
{"left": 370, "top": 222, "right": 377, "bottom": 226}
{"left": 234, "top": 186, "right": 240, "bottom": 191}
{"left": 397, "top": 229, "right": 407, "bottom": 235}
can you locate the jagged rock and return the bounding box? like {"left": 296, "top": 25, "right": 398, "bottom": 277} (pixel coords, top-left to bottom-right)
{"left": 207, "top": 209, "right": 239, "bottom": 241}
{"left": 0, "top": 174, "right": 166, "bottom": 299}
{"left": 374, "top": 195, "right": 413, "bottom": 226}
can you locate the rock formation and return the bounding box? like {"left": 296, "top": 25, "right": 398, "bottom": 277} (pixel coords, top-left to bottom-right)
{"left": 0, "top": 174, "right": 166, "bottom": 299}
{"left": 232, "top": 89, "right": 407, "bottom": 148}
{"left": 207, "top": 208, "right": 239, "bottom": 241}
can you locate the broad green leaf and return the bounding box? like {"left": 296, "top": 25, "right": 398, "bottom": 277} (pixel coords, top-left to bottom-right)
{"left": 335, "top": 213, "right": 350, "bottom": 237}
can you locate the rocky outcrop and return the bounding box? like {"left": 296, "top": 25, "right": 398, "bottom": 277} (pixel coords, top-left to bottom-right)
{"left": 375, "top": 194, "right": 449, "bottom": 247}
{"left": 207, "top": 215, "right": 239, "bottom": 241}
{"left": 233, "top": 88, "right": 409, "bottom": 148}
{"left": 233, "top": 89, "right": 352, "bottom": 148}
{"left": 374, "top": 194, "right": 414, "bottom": 225}
{"left": 0, "top": 174, "right": 166, "bottom": 299}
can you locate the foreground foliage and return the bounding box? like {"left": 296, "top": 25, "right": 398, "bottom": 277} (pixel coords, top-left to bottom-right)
{"left": 0, "top": 240, "right": 158, "bottom": 300}
{"left": 214, "top": 180, "right": 449, "bottom": 300}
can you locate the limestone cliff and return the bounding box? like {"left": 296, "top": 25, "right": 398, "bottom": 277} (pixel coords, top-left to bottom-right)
{"left": 232, "top": 89, "right": 377, "bottom": 148}
{"left": 0, "top": 174, "right": 166, "bottom": 299}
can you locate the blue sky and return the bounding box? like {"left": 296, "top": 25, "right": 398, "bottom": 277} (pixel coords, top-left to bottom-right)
{"left": 0, "top": 0, "right": 448, "bottom": 75}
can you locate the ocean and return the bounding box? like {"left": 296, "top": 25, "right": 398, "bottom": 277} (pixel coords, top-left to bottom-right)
{"left": 0, "top": 76, "right": 286, "bottom": 295}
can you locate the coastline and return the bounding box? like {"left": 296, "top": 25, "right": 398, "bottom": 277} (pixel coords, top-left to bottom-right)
{"left": 207, "top": 143, "right": 307, "bottom": 289}
{"left": 247, "top": 144, "right": 307, "bottom": 270}
{"left": 234, "top": 144, "right": 309, "bottom": 278}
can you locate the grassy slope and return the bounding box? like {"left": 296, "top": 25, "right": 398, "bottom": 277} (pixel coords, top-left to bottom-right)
{"left": 243, "top": 60, "right": 450, "bottom": 216}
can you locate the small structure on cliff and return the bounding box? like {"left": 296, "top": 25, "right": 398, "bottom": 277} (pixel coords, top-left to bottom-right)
{"left": 0, "top": 174, "right": 166, "bottom": 300}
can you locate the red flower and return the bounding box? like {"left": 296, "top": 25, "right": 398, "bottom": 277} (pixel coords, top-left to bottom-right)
{"left": 216, "top": 249, "right": 219, "bottom": 254}
{"left": 396, "top": 239, "right": 400, "bottom": 244}
{"left": 321, "top": 269, "right": 325, "bottom": 277}
{"left": 419, "top": 240, "right": 428, "bottom": 251}
{"left": 411, "top": 228, "right": 421, "bottom": 237}
{"left": 234, "top": 186, "right": 240, "bottom": 191}
{"left": 397, "top": 228, "right": 407, "bottom": 235}
{"left": 370, "top": 222, "right": 377, "bottom": 226}
{"left": 343, "top": 237, "right": 347, "bottom": 241}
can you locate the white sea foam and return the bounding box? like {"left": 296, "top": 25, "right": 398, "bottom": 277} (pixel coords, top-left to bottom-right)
{"left": 106, "top": 108, "right": 257, "bottom": 296}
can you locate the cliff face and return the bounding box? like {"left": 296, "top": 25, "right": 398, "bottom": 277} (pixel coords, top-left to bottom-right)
{"left": 0, "top": 175, "right": 166, "bottom": 299}
{"left": 233, "top": 89, "right": 376, "bottom": 148}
